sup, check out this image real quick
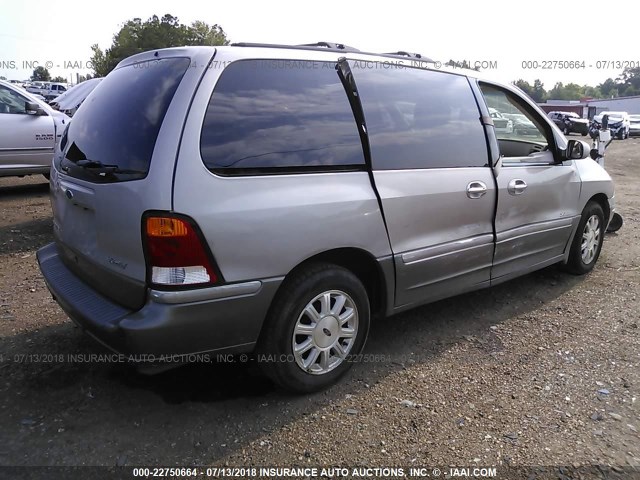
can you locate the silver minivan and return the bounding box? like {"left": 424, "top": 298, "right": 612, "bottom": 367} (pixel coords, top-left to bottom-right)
{"left": 37, "top": 43, "right": 615, "bottom": 392}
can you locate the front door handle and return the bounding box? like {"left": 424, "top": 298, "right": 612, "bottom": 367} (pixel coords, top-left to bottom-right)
{"left": 508, "top": 179, "right": 527, "bottom": 195}
{"left": 467, "top": 181, "right": 487, "bottom": 199}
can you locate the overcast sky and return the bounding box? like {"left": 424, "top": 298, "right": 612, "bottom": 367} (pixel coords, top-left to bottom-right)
{"left": 1, "top": 0, "right": 637, "bottom": 91}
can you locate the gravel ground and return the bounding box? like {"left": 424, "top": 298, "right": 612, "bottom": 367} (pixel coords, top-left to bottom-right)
{"left": 0, "top": 138, "right": 639, "bottom": 477}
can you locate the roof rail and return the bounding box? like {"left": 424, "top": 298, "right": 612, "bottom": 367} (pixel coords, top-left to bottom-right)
{"left": 298, "top": 42, "right": 360, "bottom": 52}
{"left": 230, "top": 42, "right": 360, "bottom": 53}
{"left": 382, "top": 51, "right": 434, "bottom": 62}
{"left": 229, "top": 42, "right": 438, "bottom": 65}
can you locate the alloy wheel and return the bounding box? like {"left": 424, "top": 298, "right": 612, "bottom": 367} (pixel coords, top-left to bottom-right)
{"left": 581, "top": 214, "right": 601, "bottom": 264}
{"left": 292, "top": 290, "right": 358, "bottom": 375}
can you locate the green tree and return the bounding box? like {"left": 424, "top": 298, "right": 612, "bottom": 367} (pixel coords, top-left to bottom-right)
{"left": 51, "top": 76, "right": 66, "bottom": 83}
{"left": 31, "top": 66, "right": 51, "bottom": 81}
{"left": 514, "top": 79, "right": 534, "bottom": 97}
{"left": 186, "top": 20, "right": 228, "bottom": 46}
{"left": 617, "top": 67, "right": 640, "bottom": 96}
{"left": 531, "top": 79, "right": 547, "bottom": 102}
{"left": 547, "top": 82, "right": 585, "bottom": 101}
{"left": 512, "top": 79, "right": 547, "bottom": 102}
{"left": 90, "top": 14, "right": 229, "bottom": 77}
{"left": 89, "top": 44, "right": 109, "bottom": 77}
{"left": 598, "top": 78, "right": 619, "bottom": 98}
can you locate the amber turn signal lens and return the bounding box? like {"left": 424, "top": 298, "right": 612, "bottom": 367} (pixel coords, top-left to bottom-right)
{"left": 146, "top": 217, "right": 189, "bottom": 237}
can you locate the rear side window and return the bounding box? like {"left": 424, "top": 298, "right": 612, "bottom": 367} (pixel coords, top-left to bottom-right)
{"left": 353, "top": 65, "right": 488, "bottom": 170}
{"left": 200, "top": 60, "right": 365, "bottom": 174}
{"left": 61, "top": 57, "right": 190, "bottom": 183}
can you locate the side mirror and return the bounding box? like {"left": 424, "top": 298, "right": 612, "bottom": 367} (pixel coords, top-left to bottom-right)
{"left": 25, "top": 102, "right": 44, "bottom": 115}
{"left": 567, "top": 139, "right": 590, "bottom": 160}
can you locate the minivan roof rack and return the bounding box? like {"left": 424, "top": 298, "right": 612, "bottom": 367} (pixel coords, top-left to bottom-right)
{"left": 382, "top": 51, "right": 434, "bottom": 62}
{"left": 298, "top": 42, "right": 360, "bottom": 51}
{"left": 231, "top": 42, "right": 360, "bottom": 53}
{"left": 230, "top": 42, "right": 437, "bottom": 64}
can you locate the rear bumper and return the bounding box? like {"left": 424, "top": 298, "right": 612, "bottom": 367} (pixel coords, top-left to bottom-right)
{"left": 37, "top": 243, "right": 281, "bottom": 358}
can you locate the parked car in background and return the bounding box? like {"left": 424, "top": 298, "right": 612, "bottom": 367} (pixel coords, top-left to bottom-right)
{"left": 488, "top": 108, "right": 513, "bottom": 134}
{"left": 41, "top": 82, "right": 69, "bottom": 102}
{"left": 49, "top": 78, "right": 103, "bottom": 117}
{"left": 629, "top": 114, "right": 640, "bottom": 137}
{"left": 0, "top": 79, "right": 70, "bottom": 179}
{"left": 502, "top": 113, "right": 540, "bottom": 136}
{"left": 592, "top": 111, "right": 630, "bottom": 139}
{"left": 548, "top": 111, "right": 590, "bottom": 136}
{"left": 25, "top": 81, "right": 46, "bottom": 96}
{"left": 37, "top": 44, "right": 615, "bottom": 393}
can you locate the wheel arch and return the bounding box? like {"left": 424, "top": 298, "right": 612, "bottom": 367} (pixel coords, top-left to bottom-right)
{"left": 588, "top": 193, "right": 610, "bottom": 224}
{"left": 562, "top": 193, "right": 610, "bottom": 266}
{"left": 270, "top": 248, "right": 391, "bottom": 322}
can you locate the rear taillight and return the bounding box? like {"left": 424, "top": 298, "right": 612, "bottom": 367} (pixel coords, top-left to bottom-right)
{"left": 143, "top": 214, "right": 219, "bottom": 288}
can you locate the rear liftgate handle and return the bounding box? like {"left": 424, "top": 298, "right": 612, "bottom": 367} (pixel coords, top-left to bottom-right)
{"left": 466, "top": 181, "right": 488, "bottom": 199}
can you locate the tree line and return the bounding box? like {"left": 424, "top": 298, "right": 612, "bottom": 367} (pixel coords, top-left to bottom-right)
{"left": 90, "top": 14, "right": 228, "bottom": 77}
{"left": 513, "top": 70, "right": 640, "bottom": 102}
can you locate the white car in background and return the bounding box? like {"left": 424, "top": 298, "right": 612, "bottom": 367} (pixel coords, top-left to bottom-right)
{"left": 629, "top": 114, "right": 640, "bottom": 137}
{"left": 592, "top": 111, "right": 631, "bottom": 139}
{"left": 41, "top": 82, "right": 69, "bottom": 101}
{"left": 0, "top": 80, "right": 70, "bottom": 179}
{"left": 488, "top": 107, "right": 514, "bottom": 134}
{"left": 25, "top": 81, "right": 47, "bottom": 96}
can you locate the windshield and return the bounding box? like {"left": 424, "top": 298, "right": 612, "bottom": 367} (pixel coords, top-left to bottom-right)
{"left": 60, "top": 57, "right": 190, "bottom": 183}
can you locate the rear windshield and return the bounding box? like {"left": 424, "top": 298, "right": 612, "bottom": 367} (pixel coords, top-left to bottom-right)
{"left": 60, "top": 57, "right": 190, "bottom": 183}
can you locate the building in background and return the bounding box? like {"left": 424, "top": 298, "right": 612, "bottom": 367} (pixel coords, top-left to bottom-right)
{"left": 539, "top": 96, "right": 640, "bottom": 119}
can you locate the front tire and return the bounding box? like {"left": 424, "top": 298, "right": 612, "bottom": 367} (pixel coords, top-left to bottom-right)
{"left": 562, "top": 202, "right": 605, "bottom": 275}
{"left": 257, "top": 263, "right": 370, "bottom": 393}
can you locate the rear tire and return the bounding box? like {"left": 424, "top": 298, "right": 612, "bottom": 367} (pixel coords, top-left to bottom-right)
{"left": 257, "top": 263, "right": 370, "bottom": 393}
{"left": 562, "top": 201, "right": 605, "bottom": 275}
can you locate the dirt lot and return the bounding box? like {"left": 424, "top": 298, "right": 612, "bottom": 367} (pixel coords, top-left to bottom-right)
{"left": 0, "top": 139, "right": 639, "bottom": 476}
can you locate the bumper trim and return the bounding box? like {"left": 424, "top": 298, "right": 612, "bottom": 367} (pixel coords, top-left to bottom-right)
{"left": 149, "top": 281, "right": 263, "bottom": 304}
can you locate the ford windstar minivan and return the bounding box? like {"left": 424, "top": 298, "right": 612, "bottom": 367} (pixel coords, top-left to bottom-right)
{"left": 37, "top": 43, "right": 615, "bottom": 392}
